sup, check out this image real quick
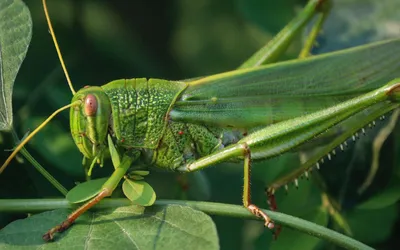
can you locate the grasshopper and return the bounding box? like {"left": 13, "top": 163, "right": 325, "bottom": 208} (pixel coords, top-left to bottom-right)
{"left": 1, "top": 0, "right": 400, "bottom": 242}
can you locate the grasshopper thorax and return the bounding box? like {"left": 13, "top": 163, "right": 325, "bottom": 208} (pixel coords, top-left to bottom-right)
{"left": 70, "top": 86, "right": 112, "bottom": 162}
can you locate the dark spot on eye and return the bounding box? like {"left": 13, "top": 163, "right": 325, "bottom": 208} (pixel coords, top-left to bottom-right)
{"left": 84, "top": 94, "right": 97, "bottom": 116}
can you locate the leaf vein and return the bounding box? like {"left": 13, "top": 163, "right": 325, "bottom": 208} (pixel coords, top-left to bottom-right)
{"left": 111, "top": 218, "right": 140, "bottom": 250}
{"left": 151, "top": 213, "right": 214, "bottom": 245}
{"left": 84, "top": 212, "right": 96, "bottom": 250}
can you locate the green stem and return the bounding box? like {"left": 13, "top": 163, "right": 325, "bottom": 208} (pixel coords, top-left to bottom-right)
{"left": 299, "top": 0, "right": 331, "bottom": 59}
{"left": 239, "top": 0, "right": 323, "bottom": 68}
{"left": 10, "top": 129, "right": 68, "bottom": 196}
{"left": 0, "top": 198, "right": 372, "bottom": 250}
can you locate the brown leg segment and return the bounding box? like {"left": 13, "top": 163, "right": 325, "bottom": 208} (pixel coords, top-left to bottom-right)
{"left": 42, "top": 189, "right": 111, "bottom": 241}
{"left": 242, "top": 143, "right": 274, "bottom": 230}
{"left": 266, "top": 188, "right": 282, "bottom": 239}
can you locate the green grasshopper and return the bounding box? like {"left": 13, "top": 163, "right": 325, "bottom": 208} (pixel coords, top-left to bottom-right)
{"left": 1, "top": 0, "right": 400, "bottom": 242}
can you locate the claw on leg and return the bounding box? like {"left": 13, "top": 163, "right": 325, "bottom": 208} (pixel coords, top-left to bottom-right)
{"left": 247, "top": 204, "right": 274, "bottom": 229}
{"left": 42, "top": 220, "right": 73, "bottom": 242}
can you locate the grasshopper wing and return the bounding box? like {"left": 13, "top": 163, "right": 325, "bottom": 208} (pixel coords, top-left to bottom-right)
{"left": 170, "top": 39, "right": 400, "bottom": 128}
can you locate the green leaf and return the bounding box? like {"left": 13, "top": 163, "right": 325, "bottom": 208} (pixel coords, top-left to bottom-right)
{"left": 66, "top": 178, "right": 108, "bottom": 203}
{"left": 130, "top": 170, "right": 150, "bottom": 176}
{"left": 0, "top": 205, "right": 219, "bottom": 249}
{"left": 356, "top": 181, "right": 400, "bottom": 210}
{"left": 346, "top": 204, "right": 398, "bottom": 244}
{"left": 0, "top": 0, "right": 32, "bottom": 131}
{"left": 129, "top": 175, "right": 144, "bottom": 181}
{"left": 122, "top": 179, "right": 156, "bottom": 206}
{"left": 107, "top": 134, "right": 120, "bottom": 169}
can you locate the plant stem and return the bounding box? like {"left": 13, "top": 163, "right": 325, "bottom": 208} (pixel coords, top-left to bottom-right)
{"left": 0, "top": 198, "right": 372, "bottom": 250}
{"left": 11, "top": 129, "right": 68, "bottom": 196}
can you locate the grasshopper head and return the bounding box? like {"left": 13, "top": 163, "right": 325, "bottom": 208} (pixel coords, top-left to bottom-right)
{"left": 70, "top": 86, "right": 112, "bottom": 162}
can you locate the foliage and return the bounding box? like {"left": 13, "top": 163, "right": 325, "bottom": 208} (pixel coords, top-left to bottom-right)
{"left": 0, "top": 205, "right": 219, "bottom": 250}
{"left": 0, "top": 0, "right": 31, "bottom": 131}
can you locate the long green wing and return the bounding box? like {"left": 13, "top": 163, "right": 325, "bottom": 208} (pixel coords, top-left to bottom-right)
{"left": 169, "top": 39, "right": 400, "bottom": 128}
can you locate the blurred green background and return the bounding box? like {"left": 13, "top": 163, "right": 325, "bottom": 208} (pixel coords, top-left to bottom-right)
{"left": 1, "top": 0, "right": 400, "bottom": 249}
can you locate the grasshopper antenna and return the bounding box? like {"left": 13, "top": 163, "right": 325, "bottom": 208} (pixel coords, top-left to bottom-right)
{"left": 42, "top": 0, "right": 76, "bottom": 95}
{"left": 0, "top": 101, "right": 81, "bottom": 174}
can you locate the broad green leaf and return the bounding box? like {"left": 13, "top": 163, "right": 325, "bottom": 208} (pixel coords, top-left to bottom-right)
{"left": 107, "top": 134, "right": 120, "bottom": 169}
{"left": 122, "top": 179, "right": 156, "bottom": 206}
{"left": 0, "top": 0, "right": 32, "bottom": 131}
{"left": 356, "top": 181, "right": 400, "bottom": 210}
{"left": 66, "top": 178, "right": 108, "bottom": 203}
{"left": 0, "top": 205, "right": 219, "bottom": 250}
{"left": 346, "top": 204, "right": 398, "bottom": 244}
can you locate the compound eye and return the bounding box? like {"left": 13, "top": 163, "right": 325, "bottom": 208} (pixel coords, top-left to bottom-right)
{"left": 84, "top": 94, "right": 97, "bottom": 116}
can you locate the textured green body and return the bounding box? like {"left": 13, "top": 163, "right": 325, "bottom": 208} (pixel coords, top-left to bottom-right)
{"left": 152, "top": 121, "right": 225, "bottom": 170}
{"left": 101, "top": 78, "right": 226, "bottom": 170}
{"left": 102, "top": 78, "right": 186, "bottom": 148}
